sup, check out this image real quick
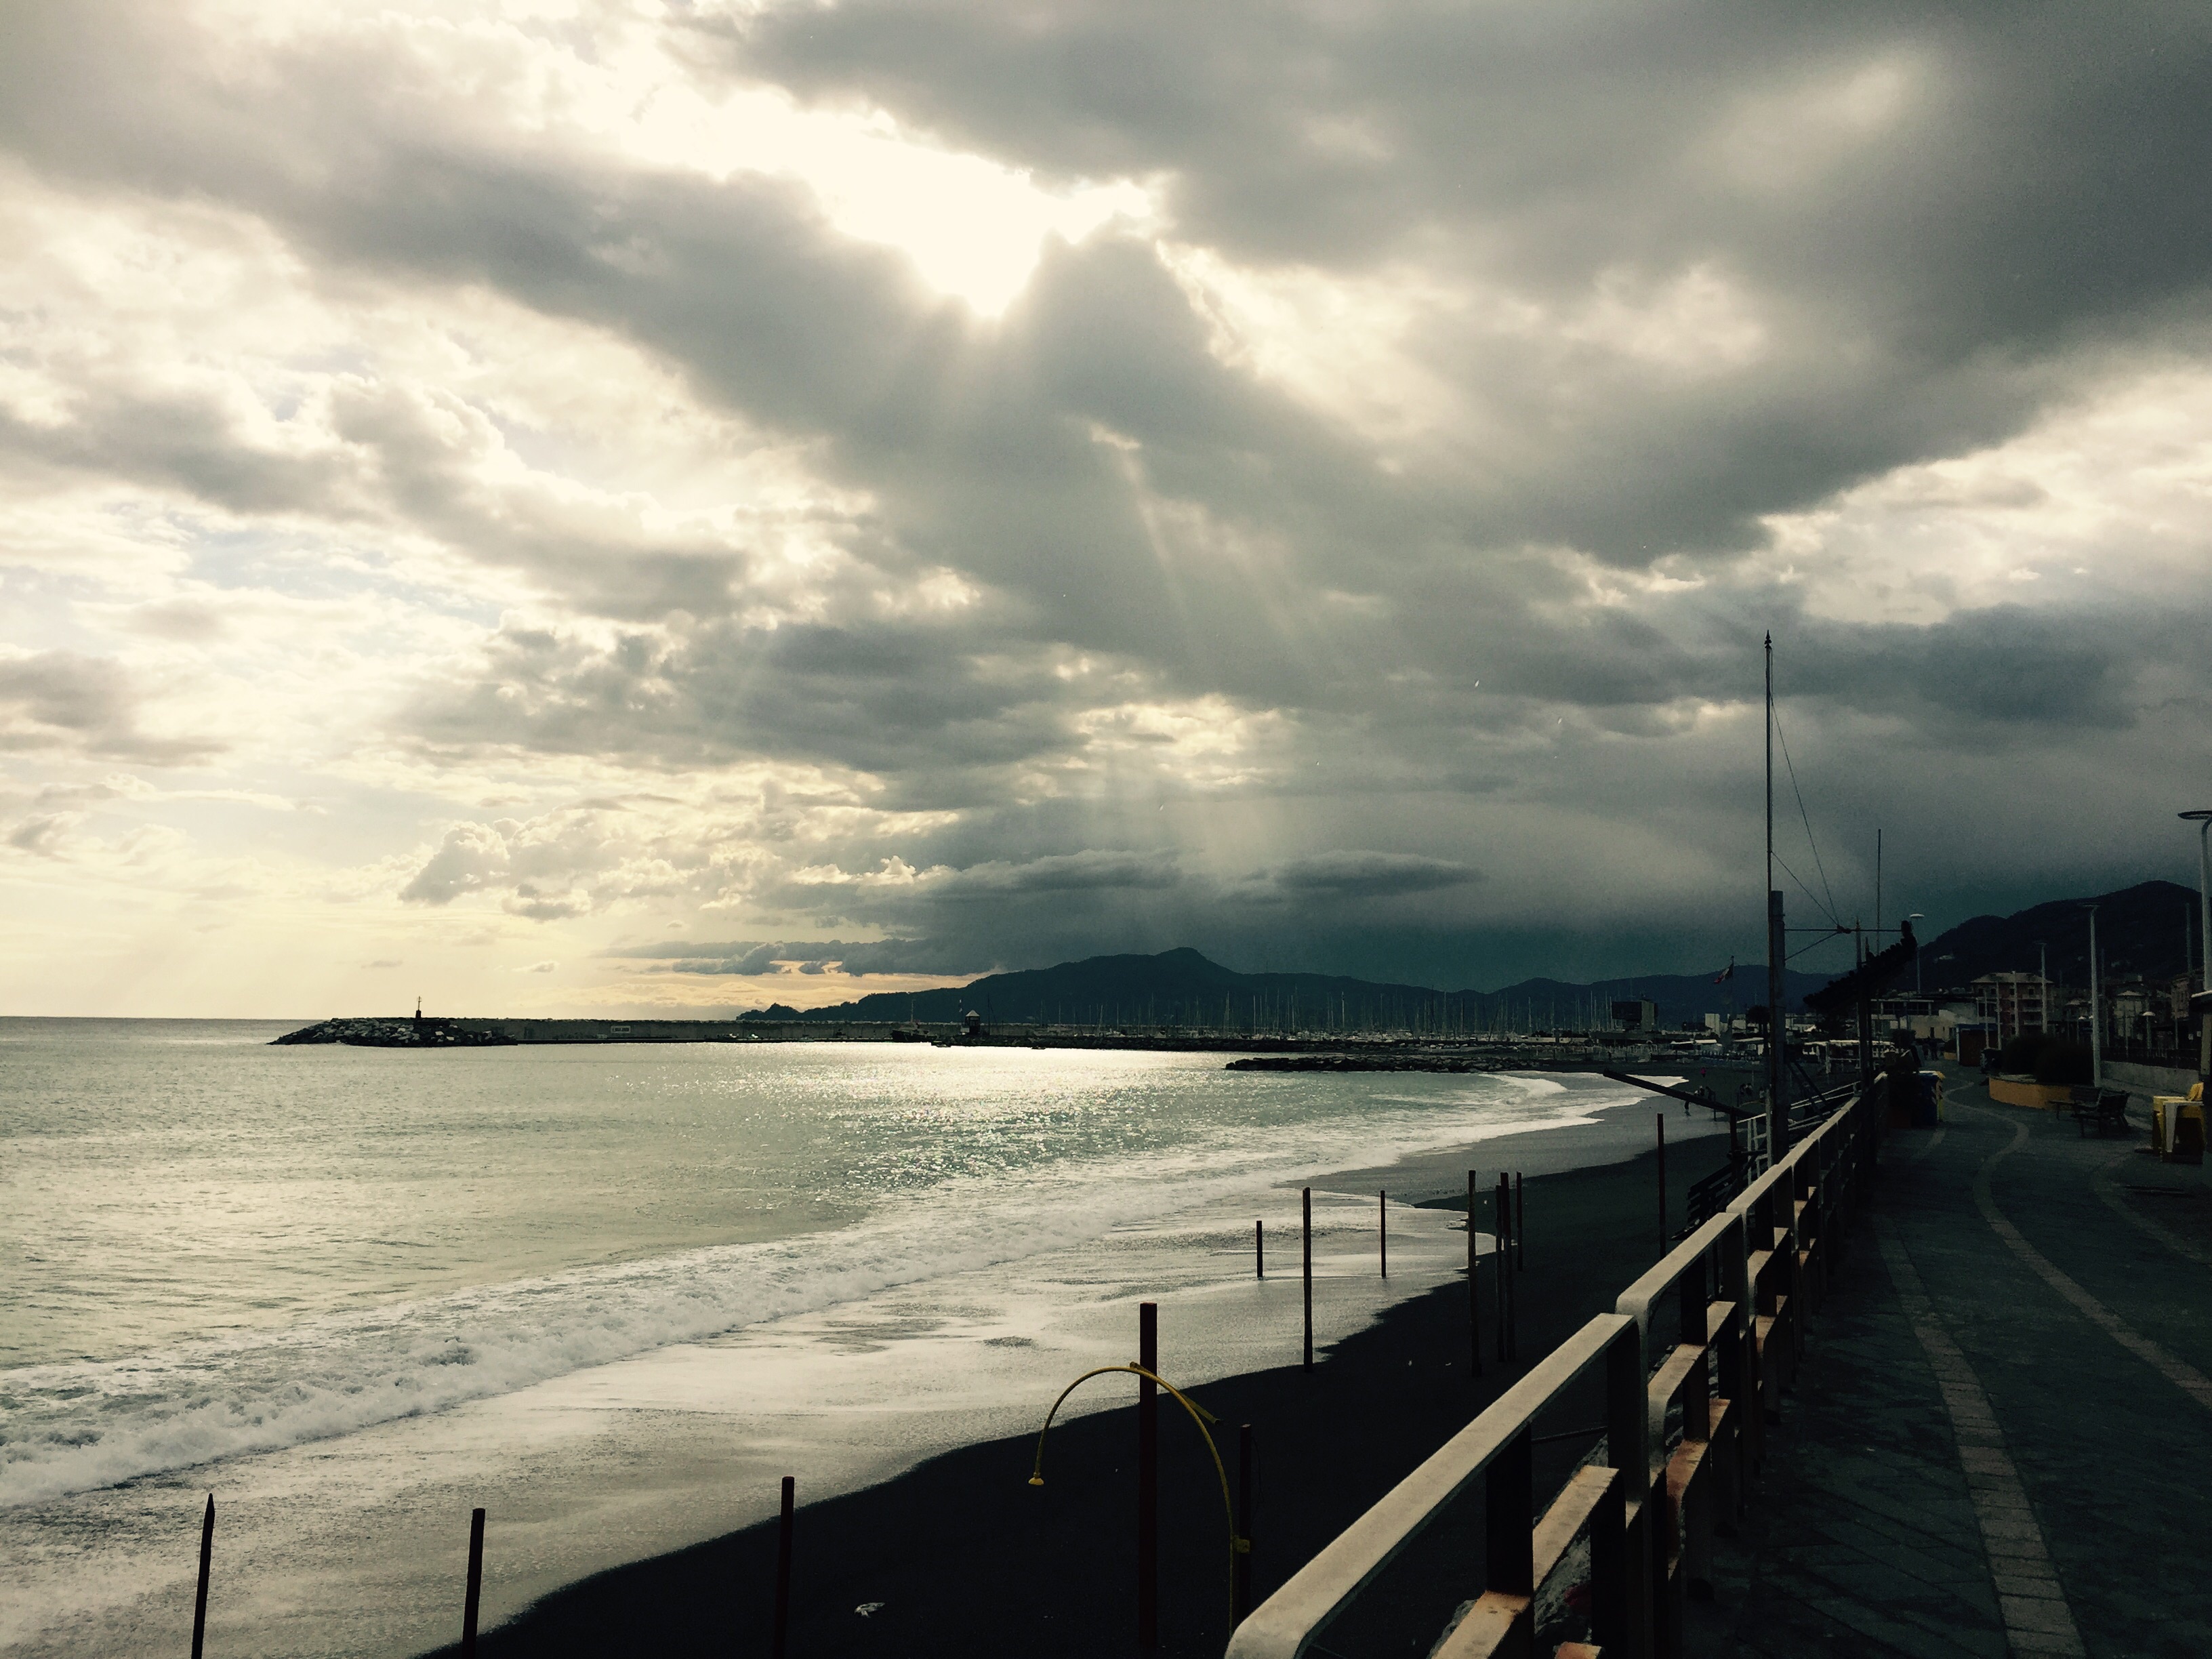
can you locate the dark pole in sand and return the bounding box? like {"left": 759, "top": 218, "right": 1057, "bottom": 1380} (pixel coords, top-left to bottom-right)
{"left": 462, "top": 1507, "right": 485, "bottom": 1659}
{"left": 1255, "top": 1218, "right": 1264, "bottom": 1279}
{"left": 1492, "top": 1175, "right": 1505, "bottom": 1362}
{"left": 1656, "top": 1115, "right": 1668, "bottom": 1248}
{"left": 1233, "top": 1423, "right": 1254, "bottom": 1626}
{"left": 1466, "top": 1170, "right": 1483, "bottom": 1378}
{"left": 1495, "top": 1174, "right": 1513, "bottom": 1361}
{"left": 1378, "top": 1189, "right": 1387, "bottom": 1278}
{"left": 190, "top": 1494, "right": 213, "bottom": 1659}
{"left": 773, "top": 1477, "right": 794, "bottom": 1659}
{"left": 1505, "top": 1175, "right": 1519, "bottom": 1360}
{"left": 1515, "top": 1174, "right": 1526, "bottom": 1271}
{"left": 1139, "top": 1303, "right": 1159, "bottom": 1650}
{"left": 1301, "top": 1189, "right": 1314, "bottom": 1371}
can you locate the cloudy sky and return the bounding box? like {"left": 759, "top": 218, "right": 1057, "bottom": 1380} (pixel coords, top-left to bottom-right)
{"left": 3, "top": 0, "right": 2209, "bottom": 1017}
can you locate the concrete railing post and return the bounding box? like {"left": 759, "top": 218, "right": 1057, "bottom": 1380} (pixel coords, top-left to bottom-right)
{"left": 1486, "top": 1425, "right": 1534, "bottom": 1604}
{"left": 1677, "top": 1252, "right": 1711, "bottom": 1444}
{"left": 1602, "top": 1321, "right": 1652, "bottom": 1658}
{"left": 1718, "top": 1212, "right": 1752, "bottom": 1506}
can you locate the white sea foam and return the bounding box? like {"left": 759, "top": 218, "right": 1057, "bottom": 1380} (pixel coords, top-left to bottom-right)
{"left": 0, "top": 1067, "right": 1627, "bottom": 1507}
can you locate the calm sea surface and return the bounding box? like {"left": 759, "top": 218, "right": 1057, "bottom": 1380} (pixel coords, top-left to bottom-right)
{"left": 0, "top": 1019, "right": 1677, "bottom": 1657}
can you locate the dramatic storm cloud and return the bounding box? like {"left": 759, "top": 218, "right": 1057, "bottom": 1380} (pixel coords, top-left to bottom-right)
{"left": 2, "top": 0, "right": 2207, "bottom": 1015}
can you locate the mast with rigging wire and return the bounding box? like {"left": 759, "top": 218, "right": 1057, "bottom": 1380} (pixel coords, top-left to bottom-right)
{"left": 1766, "top": 635, "right": 1788, "bottom": 1162}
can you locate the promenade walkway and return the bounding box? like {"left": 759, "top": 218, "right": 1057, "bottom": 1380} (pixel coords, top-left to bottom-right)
{"left": 1689, "top": 1065, "right": 2212, "bottom": 1658}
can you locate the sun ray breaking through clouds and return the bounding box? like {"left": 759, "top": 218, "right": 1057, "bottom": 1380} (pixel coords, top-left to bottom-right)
{"left": 2, "top": 0, "right": 2209, "bottom": 1014}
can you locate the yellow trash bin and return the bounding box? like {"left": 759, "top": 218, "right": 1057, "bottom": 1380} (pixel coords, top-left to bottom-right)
{"left": 2154, "top": 1086, "right": 2209, "bottom": 1155}
{"left": 2177, "top": 1102, "right": 2207, "bottom": 1164}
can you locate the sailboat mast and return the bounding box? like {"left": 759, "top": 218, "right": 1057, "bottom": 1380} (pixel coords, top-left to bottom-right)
{"left": 1765, "top": 634, "right": 1788, "bottom": 1161}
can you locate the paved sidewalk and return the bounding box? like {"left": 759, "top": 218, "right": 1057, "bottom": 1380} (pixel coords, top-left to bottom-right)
{"left": 1688, "top": 1067, "right": 2212, "bottom": 1658}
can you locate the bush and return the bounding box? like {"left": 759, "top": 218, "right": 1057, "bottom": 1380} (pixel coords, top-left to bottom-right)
{"left": 1998, "top": 1031, "right": 2054, "bottom": 1076}
{"left": 2032, "top": 1042, "right": 2094, "bottom": 1086}
{"left": 1993, "top": 1032, "right": 2093, "bottom": 1084}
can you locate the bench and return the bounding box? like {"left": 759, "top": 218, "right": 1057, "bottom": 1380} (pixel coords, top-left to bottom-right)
{"left": 2072, "top": 1087, "right": 2133, "bottom": 1139}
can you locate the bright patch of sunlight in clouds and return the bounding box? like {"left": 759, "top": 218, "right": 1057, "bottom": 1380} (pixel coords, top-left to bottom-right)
{"left": 1758, "top": 365, "right": 2212, "bottom": 626}
{"left": 203, "top": 0, "right": 1158, "bottom": 315}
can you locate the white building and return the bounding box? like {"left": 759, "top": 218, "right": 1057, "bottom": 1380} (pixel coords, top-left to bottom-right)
{"left": 1971, "top": 972, "right": 2050, "bottom": 1041}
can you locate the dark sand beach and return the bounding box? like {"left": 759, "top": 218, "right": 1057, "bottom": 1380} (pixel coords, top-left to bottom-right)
{"left": 432, "top": 1130, "right": 1729, "bottom": 1659}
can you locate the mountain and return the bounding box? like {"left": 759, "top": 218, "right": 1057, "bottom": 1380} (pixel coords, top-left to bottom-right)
{"left": 745, "top": 946, "right": 1830, "bottom": 1031}
{"left": 1916, "top": 879, "right": 2199, "bottom": 991}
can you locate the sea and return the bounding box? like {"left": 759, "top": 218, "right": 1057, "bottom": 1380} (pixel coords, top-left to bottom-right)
{"left": 0, "top": 1019, "right": 1718, "bottom": 1658}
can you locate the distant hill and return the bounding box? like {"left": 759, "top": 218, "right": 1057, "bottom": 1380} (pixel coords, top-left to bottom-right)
{"left": 747, "top": 946, "right": 1833, "bottom": 1031}
{"left": 1916, "top": 879, "right": 2198, "bottom": 991}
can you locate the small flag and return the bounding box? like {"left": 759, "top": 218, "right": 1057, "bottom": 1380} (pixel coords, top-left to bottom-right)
{"left": 1713, "top": 958, "right": 1735, "bottom": 985}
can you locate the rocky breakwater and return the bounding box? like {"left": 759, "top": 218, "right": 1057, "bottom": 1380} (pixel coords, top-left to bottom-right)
{"left": 270, "top": 1017, "right": 517, "bottom": 1048}
{"left": 1226, "top": 1050, "right": 1504, "bottom": 1073}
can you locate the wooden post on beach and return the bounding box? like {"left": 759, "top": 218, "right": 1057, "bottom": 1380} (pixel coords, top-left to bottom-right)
{"left": 462, "top": 1507, "right": 485, "bottom": 1659}
{"left": 773, "top": 1477, "right": 794, "bottom": 1659}
{"left": 1378, "top": 1189, "right": 1387, "bottom": 1278}
{"left": 1233, "top": 1423, "right": 1254, "bottom": 1626}
{"left": 1656, "top": 1114, "right": 1668, "bottom": 1248}
{"left": 1139, "top": 1302, "right": 1159, "bottom": 1650}
{"left": 190, "top": 1494, "right": 213, "bottom": 1659}
{"left": 1493, "top": 1174, "right": 1506, "bottom": 1363}
{"left": 1495, "top": 1174, "right": 1515, "bottom": 1361}
{"left": 1255, "top": 1218, "right": 1264, "bottom": 1279}
{"left": 1515, "top": 1173, "right": 1526, "bottom": 1271}
{"left": 1466, "top": 1170, "right": 1482, "bottom": 1378}
{"left": 1507, "top": 1174, "right": 1519, "bottom": 1360}
{"left": 1301, "top": 1189, "right": 1313, "bottom": 1372}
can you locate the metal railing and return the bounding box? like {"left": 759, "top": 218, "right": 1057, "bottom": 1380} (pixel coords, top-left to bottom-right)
{"left": 1226, "top": 1084, "right": 1879, "bottom": 1659}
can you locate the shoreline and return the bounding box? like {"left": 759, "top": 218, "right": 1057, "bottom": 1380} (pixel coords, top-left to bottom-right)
{"left": 430, "top": 1136, "right": 1730, "bottom": 1659}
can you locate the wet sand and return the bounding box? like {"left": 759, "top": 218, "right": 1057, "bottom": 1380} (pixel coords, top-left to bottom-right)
{"left": 1315, "top": 1083, "right": 1740, "bottom": 1202}
{"left": 432, "top": 1136, "right": 1728, "bottom": 1659}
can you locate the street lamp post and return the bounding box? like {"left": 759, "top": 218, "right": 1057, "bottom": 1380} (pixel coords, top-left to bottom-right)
{"left": 1907, "top": 914, "right": 1925, "bottom": 993}
{"left": 2183, "top": 811, "right": 2212, "bottom": 1093}
{"left": 2184, "top": 813, "right": 2212, "bottom": 990}
{"left": 2083, "top": 903, "right": 2101, "bottom": 1090}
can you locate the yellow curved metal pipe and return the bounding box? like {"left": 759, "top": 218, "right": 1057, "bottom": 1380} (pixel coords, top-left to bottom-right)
{"left": 1027, "top": 1364, "right": 1250, "bottom": 1605}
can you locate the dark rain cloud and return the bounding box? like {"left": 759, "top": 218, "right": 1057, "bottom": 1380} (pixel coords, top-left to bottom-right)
{"left": 1263, "top": 851, "right": 1480, "bottom": 899}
